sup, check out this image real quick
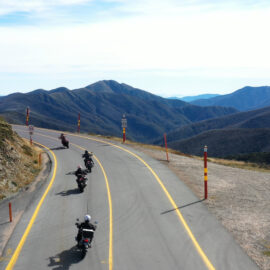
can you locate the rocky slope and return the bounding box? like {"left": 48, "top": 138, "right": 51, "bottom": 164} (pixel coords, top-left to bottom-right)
{"left": 0, "top": 119, "right": 41, "bottom": 200}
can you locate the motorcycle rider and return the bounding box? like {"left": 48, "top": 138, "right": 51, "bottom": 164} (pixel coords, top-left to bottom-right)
{"left": 76, "top": 214, "right": 96, "bottom": 246}
{"left": 82, "top": 150, "right": 93, "bottom": 167}
{"left": 59, "top": 133, "right": 66, "bottom": 142}
{"left": 75, "top": 165, "right": 83, "bottom": 177}
{"left": 75, "top": 165, "right": 87, "bottom": 192}
{"left": 75, "top": 165, "right": 86, "bottom": 181}
{"left": 59, "top": 133, "right": 69, "bottom": 147}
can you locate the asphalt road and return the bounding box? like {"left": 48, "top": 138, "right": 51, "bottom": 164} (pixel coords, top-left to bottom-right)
{"left": 0, "top": 126, "right": 259, "bottom": 270}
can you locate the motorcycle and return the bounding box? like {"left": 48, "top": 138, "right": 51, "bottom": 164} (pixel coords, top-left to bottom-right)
{"left": 59, "top": 134, "right": 69, "bottom": 148}
{"left": 76, "top": 174, "right": 87, "bottom": 192}
{"left": 85, "top": 159, "right": 94, "bottom": 173}
{"left": 62, "top": 139, "right": 69, "bottom": 148}
{"left": 75, "top": 219, "right": 97, "bottom": 257}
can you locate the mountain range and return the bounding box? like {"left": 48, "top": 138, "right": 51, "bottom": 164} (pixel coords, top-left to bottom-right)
{"left": 1, "top": 80, "right": 270, "bottom": 159}
{"left": 154, "top": 105, "right": 270, "bottom": 157}
{"left": 190, "top": 86, "right": 270, "bottom": 111}
{"left": 157, "top": 86, "right": 270, "bottom": 158}
{"left": 154, "top": 105, "right": 270, "bottom": 144}
{"left": 0, "top": 80, "right": 236, "bottom": 143}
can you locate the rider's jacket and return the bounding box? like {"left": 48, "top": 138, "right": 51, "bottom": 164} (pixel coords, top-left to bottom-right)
{"left": 75, "top": 168, "right": 83, "bottom": 178}
{"left": 78, "top": 221, "right": 96, "bottom": 231}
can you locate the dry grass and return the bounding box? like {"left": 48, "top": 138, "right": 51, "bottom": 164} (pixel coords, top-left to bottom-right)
{"left": 0, "top": 137, "right": 42, "bottom": 200}
{"left": 263, "top": 251, "right": 270, "bottom": 257}
{"left": 207, "top": 157, "right": 270, "bottom": 172}
{"left": 15, "top": 139, "right": 42, "bottom": 188}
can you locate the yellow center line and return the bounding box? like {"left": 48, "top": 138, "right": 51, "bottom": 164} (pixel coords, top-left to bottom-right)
{"left": 6, "top": 142, "right": 57, "bottom": 270}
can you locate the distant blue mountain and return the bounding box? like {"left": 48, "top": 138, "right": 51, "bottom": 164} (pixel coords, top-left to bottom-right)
{"left": 191, "top": 86, "right": 270, "bottom": 111}
{"left": 168, "top": 94, "right": 220, "bottom": 102}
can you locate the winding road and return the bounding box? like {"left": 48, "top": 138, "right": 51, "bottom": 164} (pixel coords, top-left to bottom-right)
{"left": 1, "top": 126, "right": 259, "bottom": 270}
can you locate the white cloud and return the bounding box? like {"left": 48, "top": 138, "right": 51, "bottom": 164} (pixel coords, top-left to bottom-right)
{"left": 1, "top": 6, "right": 270, "bottom": 72}
{"left": 0, "top": 0, "right": 91, "bottom": 15}
{"left": 0, "top": 0, "right": 268, "bottom": 17}
{"left": 1, "top": 0, "right": 270, "bottom": 94}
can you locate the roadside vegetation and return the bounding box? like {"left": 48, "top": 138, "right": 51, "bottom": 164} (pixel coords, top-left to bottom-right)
{"left": 0, "top": 118, "right": 41, "bottom": 200}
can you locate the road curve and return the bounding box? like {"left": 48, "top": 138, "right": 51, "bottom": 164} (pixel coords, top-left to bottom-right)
{"left": 1, "top": 126, "right": 259, "bottom": 270}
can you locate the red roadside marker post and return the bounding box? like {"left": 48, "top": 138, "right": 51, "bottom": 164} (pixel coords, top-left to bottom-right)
{"left": 77, "top": 113, "right": 81, "bottom": 133}
{"left": 26, "top": 107, "right": 30, "bottom": 126}
{"left": 204, "top": 145, "right": 208, "bottom": 199}
{"left": 121, "top": 114, "right": 127, "bottom": 143}
{"left": 123, "top": 128, "right": 126, "bottom": 142}
{"left": 38, "top": 153, "right": 42, "bottom": 167}
{"left": 164, "top": 133, "right": 169, "bottom": 162}
{"left": 9, "top": 202, "right": 12, "bottom": 222}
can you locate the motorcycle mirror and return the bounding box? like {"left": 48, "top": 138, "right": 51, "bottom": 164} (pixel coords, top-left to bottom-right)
{"left": 76, "top": 218, "right": 79, "bottom": 221}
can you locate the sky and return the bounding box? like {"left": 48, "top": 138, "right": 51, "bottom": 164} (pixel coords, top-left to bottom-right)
{"left": 1, "top": 0, "right": 270, "bottom": 97}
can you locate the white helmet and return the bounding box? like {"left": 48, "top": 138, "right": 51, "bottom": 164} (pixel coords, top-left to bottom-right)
{"left": 77, "top": 165, "right": 81, "bottom": 169}
{"left": 84, "top": 214, "right": 91, "bottom": 222}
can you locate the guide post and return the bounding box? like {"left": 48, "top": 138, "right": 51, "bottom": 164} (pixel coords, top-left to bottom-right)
{"left": 121, "top": 114, "right": 127, "bottom": 143}
{"left": 204, "top": 145, "right": 208, "bottom": 199}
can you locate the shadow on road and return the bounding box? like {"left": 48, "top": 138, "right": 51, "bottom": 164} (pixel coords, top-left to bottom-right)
{"left": 50, "top": 146, "right": 66, "bottom": 151}
{"left": 56, "top": 188, "right": 80, "bottom": 196}
{"left": 97, "top": 144, "right": 111, "bottom": 147}
{"left": 66, "top": 171, "right": 76, "bottom": 175}
{"left": 47, "top": 245, "right": 82, "bottom": 270}
{"left": 0, "top": 221, "right": 10, "bottom": 226}
{"left": 161, "top": 199, "right": 205, "bottom": 215}
{"left": 156, "top": 158, "right": 170, "bottom": 163}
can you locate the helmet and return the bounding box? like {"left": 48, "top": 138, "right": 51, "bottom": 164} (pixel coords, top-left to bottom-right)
{"left": 85, "top": 150, "right": 88, "bottom": 154}
{"left": 84, "top": 214, "right": 91, "bottom": 222}
{"left": 77, "top": 165, "right": 81, "bottom": 169}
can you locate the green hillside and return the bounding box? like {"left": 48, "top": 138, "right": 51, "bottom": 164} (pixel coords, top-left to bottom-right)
{"left": 169, "top": 128, "right": 270, "bottom": 159}
{"left": 154, "top": 106, "right": 270, "bottom": 145}
{"left": 0, "top": 80, "right": 237, "bottom": 143}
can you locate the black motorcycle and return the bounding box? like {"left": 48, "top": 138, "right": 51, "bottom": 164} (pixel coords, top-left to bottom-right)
{"left": 85, "top": 159, "right": 94, "bottom": 173}
{"left": 59, "top": 135, "right": 69, "bottom": 148}
{"left": 62, "top": 140, "right": 69, "bottom": 148}
{"left": 75, "top": 220, "right": 97, "bottom": 257}
{"left": 76, "top": 175, "right": 87, "bottom": 192}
